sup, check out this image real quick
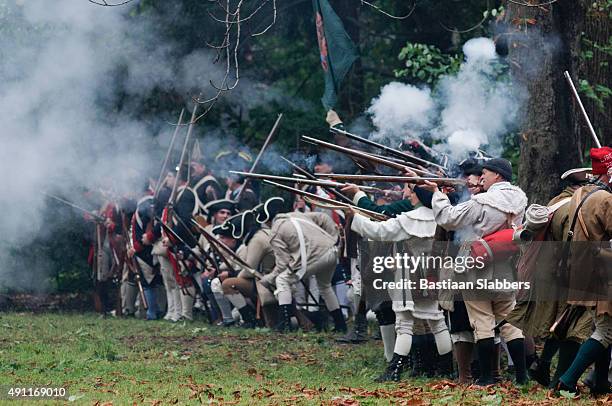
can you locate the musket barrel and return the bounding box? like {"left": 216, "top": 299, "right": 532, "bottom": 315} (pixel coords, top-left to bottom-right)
{"left": 564, "top": 71, "right": 602, "bottom": 148}
{"left": 315, "top": 173, "right": 466, "bottom": 187}
{"left": 229, "top": 171, "right": 383, "bottom": 193}
{"left": 155, "top": 108, "right": 185, "bottom": 199}
{"left": 330, "top": 127, "right": 448, "bottom": 171}
{"left": 279, "top": 157, "right": 355, "bottom": 204}
{"left": 301, "top": 136, "right": 440, "bottom": 178}
{"left": 263, "top": 180, "right": 389, "bottom": 221}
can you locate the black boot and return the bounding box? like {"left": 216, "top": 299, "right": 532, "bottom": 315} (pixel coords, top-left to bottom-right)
{"left": 336, "top": 313, "right": 368, "bottom": 343}
{"left": 436, "top": 352, "right": 454, "bottom": 378}
{"left": 551, "top": 340, "right": 580, "bottom": 388}
{"left": 306, "top": 311, "right": 326, "bottom": 332}
{"left": 375, "top": 353, "right": 409, "bottom": 382}
{"left": 330, "top": 309, "right": 348, "bottom": 333}
{"left": 507, "top": 338, "right": 528, "bottom": 385}
{"left": 590, "top": 345, "right": 611, "bottom": 396}
{"left": 238, "top": 305, "right": 257, "bottom": 329}
{"left": 529, "top": 359, "right": 551, "bottom": 387}
{"left": 409, "top": 335, "right": 426, "bottom": 377}
{"left": 424, "top": 334, "right": 438, "bottom": 378}
{"left": 276, "top": 304, "right": 294, "bottom": 332}
{"left": 475, "top": 338, "right": 495, "bottom": 386}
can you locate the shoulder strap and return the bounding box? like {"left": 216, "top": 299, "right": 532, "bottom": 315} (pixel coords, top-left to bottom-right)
{"left": 290, "top": 218, "right": 309, "bottom": 279}
{"left": 558, "top": 187, "right": 604, "bottom": 275}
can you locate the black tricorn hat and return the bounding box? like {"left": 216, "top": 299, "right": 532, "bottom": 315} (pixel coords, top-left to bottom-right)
{"left": 253, "top": 197, "right": 285, "bottom": 224}
{"left": 222, "top": 210, "right": 256, "bottom": 239}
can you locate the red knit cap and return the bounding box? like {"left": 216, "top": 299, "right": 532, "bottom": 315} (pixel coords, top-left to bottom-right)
{"left": 591, "top": 147, "right": 612, "bottom": 175}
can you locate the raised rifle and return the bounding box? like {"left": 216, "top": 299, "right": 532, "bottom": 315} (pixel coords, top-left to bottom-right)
{"left": 279, "top": 156, "right": 355, "bottom": 204}
{"left": 44, "top": 193, "right": 105, "bottom": 222}
{"left": 262, "top": 180, "right": 389, "bottom": 221}
{"left": 330, "top": 127, "right": 448, "bottom": 172}
{"left": 155, "top": 109, "right": 186, "bottom": 199}
{"left": 301, "top": 136, "right": 440, "bottom": 178}
{"left": 564, "top": 71, "right": 602, "bottom": 148}
{"left": 313, "top": 173, "right": 466, "bottom": 187}
{"left": 236, "top": 113, "right": 283, "bottom": 201}
{"left": 229, "top": 171, "right": 385, "bottom": 193}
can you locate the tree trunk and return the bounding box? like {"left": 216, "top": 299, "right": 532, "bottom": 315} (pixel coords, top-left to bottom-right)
{"left": 501, "top": 0, "right": 608, "bottom": 203}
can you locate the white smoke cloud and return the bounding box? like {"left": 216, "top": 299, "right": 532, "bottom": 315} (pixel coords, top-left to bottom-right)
{"left": 367, "top": 82, "right": 434, "bottom": 140}
{"left": 367, "top": 37, "right": 523, "bottom": 161}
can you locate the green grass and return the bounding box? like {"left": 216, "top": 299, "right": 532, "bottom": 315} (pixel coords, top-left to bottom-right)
{"left": 0, "top": 313, "right": 602, "bottom": 405}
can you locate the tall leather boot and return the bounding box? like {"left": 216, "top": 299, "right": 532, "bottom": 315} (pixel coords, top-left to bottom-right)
{"left": 276, "top": 304, "right": 294, "bottom": 332}
{"left": 590, "top": 345, "right": 611, "bottom": 396}
{"left": 261, "top": 304, "right": 278, "bottom": 328}
{"left": 375, "top": 353, "right": 409, "bottom": 382}
{"left": 336, "top": 313, "right": 368, "bottom": 343}
{"left": 475, "top": 338, "right": 495, "bottom": 386}
{"left": 437, "top": 352, "right": 454, "bottom": 378}
{"left": 529, "top": 338, "right": 558, "bottom": 387}
{"left": 238, "top": 305, "right": 257, "bottom": 329}
{"left": 492, "top": 342, "right": 502, "bottom": 382}
{"left": 507, "top": 338, "right": 528, "bottom": 385}
{"left": 551, "top": 340, "right": 580, "bottom": 388}
{"left": 330, "top": 308, "right": 348, "bottom": 333}
{"left": 409, "top": 335, "right": 426, "bottom": 377}
{"left": 455, "top": 342, "right": 474, "bottom": 384}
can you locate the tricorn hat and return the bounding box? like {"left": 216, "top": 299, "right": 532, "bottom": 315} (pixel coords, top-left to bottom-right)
{"left": 560, "top": 167, "right": 592, "bottom": 182}
{"left": 253, "top": 197, "right": 285, "bottom": 224}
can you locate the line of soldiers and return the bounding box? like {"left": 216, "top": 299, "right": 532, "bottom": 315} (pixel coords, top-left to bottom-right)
{"left": 83, "top": 117, "right": 611, "bottom": 396}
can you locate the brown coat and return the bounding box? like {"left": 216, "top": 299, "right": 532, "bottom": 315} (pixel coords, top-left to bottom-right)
{"left": 566, "top": 186, "right": 612, "bottom": 315}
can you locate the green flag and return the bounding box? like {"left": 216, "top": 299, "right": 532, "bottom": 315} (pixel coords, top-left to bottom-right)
{"left": 312, "top": 0, "right": 359, "bottom": 110}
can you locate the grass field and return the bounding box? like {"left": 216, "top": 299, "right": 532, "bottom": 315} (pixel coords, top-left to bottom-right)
{"left": 0, "top": 312, "right": 607, "bottom": 405}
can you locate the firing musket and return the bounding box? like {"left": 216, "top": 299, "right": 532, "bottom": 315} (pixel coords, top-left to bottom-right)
{"left": 314, "top": 173, "right": 466, "bottom": 187}
{"left": 302, "top": 136, "right": 440, "bottom": 178}
{"left": 44, "top": 193, "right": 105, "bottom": 222}
{"left": 229, "top": 171, "right": 385, "bottom": 193}
{"left": 263, "top": 180, "right": 389, "bottom": 221}
{"left": 564, "top": 71, "right": 602, "bottom": 148}
{"left": 330, "top": 127, "right": 448, "bottom": 171}
{"left": 279, "top": 156, "right": 355, "bottom": 204}
{"left": 190, "top": 219, "right": 263, "bottom": 279}
{"left": 236, "top": 113, "right": 283, "bottom": 201}
{"left": 154, "top": 109, "right": 186, "bottom": 199}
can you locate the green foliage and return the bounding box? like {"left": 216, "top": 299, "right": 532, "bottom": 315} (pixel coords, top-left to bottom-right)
{"left": 579, "top": 79, "right": 611, "bottom": 112}
{"left": 395, "top": 43, "right": 462, "bottom": 84}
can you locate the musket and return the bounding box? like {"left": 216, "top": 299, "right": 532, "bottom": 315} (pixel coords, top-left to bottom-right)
{"left": 121, "top": 220, "right": 148, "bottom": 310}
{"left": 168, "top": 103, "right": 199, "bottom": 209}
{"left": 330, "top": 127, "right": 448, "bottom": 171}
{"left": 302, "top": 136, "right": 440, "bottom": 178}
{"left": 155, "top": 217, "right": 212, "bottom": 270}
{"left": 313, "top": 173, "right": 466, "bottom": 187}
{"left": 190, "top": 219, "right": 264, "bottom": 279}
{"left": 229, "top": 171, "right": 385, "bottom": 193}
{"left": 167, "top": 213, "right": 222, "bottom": 274}
{"left": 564, "top": 71, "right": 602, "bottom": 148}
{"left": 154, "top": 108, "right": 185, "bottom": 199}
{"left": 44, "top": 193, "right": 105, "bottom": 222}
{"left": 263, "top": 180, "right": 389, "bottom": 221}
{"left": 236, "top": 113, "right": 283, "bottom": 201}
{"left": 279, "top": 156, "right": 355, "bottom": 204}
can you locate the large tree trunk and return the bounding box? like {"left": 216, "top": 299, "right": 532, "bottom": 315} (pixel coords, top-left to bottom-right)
{"left": 502, "top": 0, "right": 609, "bottom": 204}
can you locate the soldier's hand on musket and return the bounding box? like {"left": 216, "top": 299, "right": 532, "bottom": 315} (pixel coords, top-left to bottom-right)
{"left": 403, "top": 169, "right": 417, "bottom": 178}
{"left": 127, "top": 248, "right": 136, "bottom": 258}
{"left": 340, "top": 183, "right": 360, "bottom": 198}
{"left": 218, "top": 271, "right": 229, "bottom": 282}
{"left": 420, "top": 180, "right": 440, "bottom": 193}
